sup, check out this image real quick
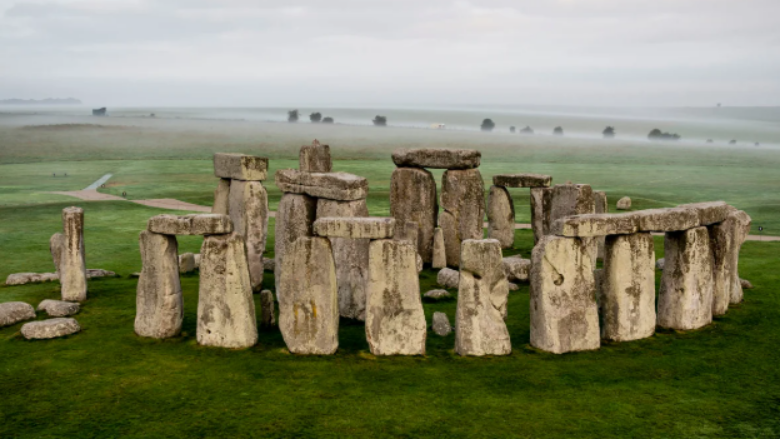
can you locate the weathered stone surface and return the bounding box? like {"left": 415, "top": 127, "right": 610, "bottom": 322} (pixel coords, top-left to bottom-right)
{"left": 740, "top": 278, "right": 753, "bottom": 289}
{"left": 86, "top": 269, "right": 115, "bottom": 279}
{"left": 530, "top": 235, "right": 600, "bottom": 354}
{"left": 437, "top": 267, "right": 460, "bottom": 289}
{"left": 600, "top": 233, "right": 656, "bottom": 342}
{"left": 503, "top": 257, "right": 531, "bottom": 282}
{"left": 487, "top": 185, "right": 515, "bottom": 249}
{"left": 391, "top": 148, "right": 481, "bottom": 170}
{"left": 21, "top": 318, "right": 80, "bottom": 340}
{"left": 313, "top": 217, "right": 395, "bottom": 239}
{"left": 424, "top": 289, "right": 451, "bottom": 300}
{"left": 549, "top": 184, "right": 596, "bottom": 227}
{"left": 278, "top": 237, "right": 339, "bottom": 355}
{"left": 211, "top": 178, "right": 231, "bottom": 215}
{"left": 455, "top": 239, "right": 511, "bottom": 356}
{"left": 396, "top": 220, "right": 419, "bottom": 246}
{"left": 594, "top": 191, "right": 608, "bottom": 259}
{"left": 37, "top": 299, "right": 80, "bottom": 317}
{"left": 709, "top": 213, "right": 742, "bottom": 316}
{"left": 317, "top": 198, "right": 370, "bottom": 321}
{"left": 61, "top": 207, "right": 87, "bottom": 302}
{"left": 440, "top": 169, "right": 486, "bottom": 267}
{"left": 213, "top": 153, "right": 268, "bottom": 181}
{"left": 274, "top": 193, "right": 316, "bottom": 295}
{"left": 0, "top": 302, "right": 35, "bottom": 327}
{"left": 616, "top": 197, "right": 631, "bottom": 210}
{"left": 657, "top": 227, "right": 714, "bottom": 330}
{"left": 633, "top": 207, "right": 699, "bottom": 232}
{"left": 5, "top": 272, "right": 59, "bottom": 286}
{"left": 275, "top": 169, "right": 368, "bottom": 201}
{"left": 366, "top": 239, "right": 427, "bottom": 355}
{"left": 390, "top": 167, "right": 437, "bottom": 262}
{"left": 679, "top": 201, "right": 732, "bottom": 226}
{"left": 260, "top": 290, "right": 276, "bottom": 327}
{"left": 432, "top": 312, "right": 452, "bottom": 336}
{"left": 299, "top": 140, "right": 332, "bottom": 173}
{"left": 262, "top": 257, "right": 274, "bottom": 272}
{"left": 530, "top": 187, "right": 552, "bottom": 244}
{"left": 432, "top": 227, "right": 446, "bottom": 269}
{"left": 550, "top": 213, "right": 638, "bottom": 237}
{"left": 50, "top": 232, "right": 64, "bottom": 274}
{"left": 656, "top": 258, "right": 665, "bottom": 270}
{"left": 179, "top": 252, "right": 196, "bottom": 273}
{"left": 198, "top": 232, "right": 258, "bottom": 348}
{"left": 147, "top": 214, "right": 233, "bottom": 236}
{"left": 135, "top": 231, "right": 183, "bottom": 339}
{"left": 229, "top": 179, "right": 269, "bottom": 291}
{"left": 492, "top": 173, "right": 552, "bottom": 188}
{"left": 193, "top": 253, "right": 201, "bottom": 269}
{"left": 728, "top": 210, "right": 751, "bottom": 304}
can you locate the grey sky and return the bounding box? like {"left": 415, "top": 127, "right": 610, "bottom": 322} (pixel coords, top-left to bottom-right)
{"left": 1, "top": 0, "right": 779, "bottom": 106}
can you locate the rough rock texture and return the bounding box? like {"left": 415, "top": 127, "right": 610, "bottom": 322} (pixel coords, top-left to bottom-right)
{"left": 396, "top": 220, "right": 419, "bottom": 247}
{"left": 366, "top": 239, "right": 427, "bottom": 355}
{"left": 390, "top": 167, "right": 438, "bottom": 262}
{"left": 260, "top": 290, "right": 276, "bottom": 327}
{"left": 600, "top": 233, "right": 656, "bottom": 342}
{"left": 21, "top": 318, "right": 80, "bottom": 340}
{"left": 391, "top": 148, "right": 481, "bottom": 170}
{"left": 229, "top": 179, "right": 269, "bottom": 291}
{"left": 432, "top": 227, "right": 446, "bottom": 269}
{"left": 455, "top": 239, "right": 511, "bottom": 356}
{"left": 503, "top": 257, "right": 531, "bottom": 282}
{"left": 709, "top": 214, "right": 741, "bottom": 316}
{"left": 198, "top": 232, "right": 258, "bottom": 349}
{"left": 179, "top": 252, "right": 196, "bottom": 274}
{"left": 213, "top": 153, "right": 268, "bottom": 181}
{"left": 508, "top": 282, "right": 519, "bottom": 291}
{"left": 530, "top": 235, "right": 600, "bottom": 354}
{"left": 317, "top": 198, "right": 370, "bottom": 321}
{"left": 262, "top": 257, "right": 274, "bottom": 272}
{"left": 437, "top": 268, "right": 460, "bottom": 289}
{"left": 550, "top": 213, "right": 638, "bottom": 237}
{"left": 656, "top": 258, "right": 665, "bottom": 270}
{"left": 37, "top": 299, "right": 80, "bottom": 317}
{"left": 5, "top": 272, "right": 59, "bottom": 286}
{"left": 194, "top": 253, "right": 201, "bottom": 269}
{"left": 616, "top": 197, "right": 631, "bottom": 210}
{"left": 530, "top": 187, "right": 552, "bottom": 244}
{"left": 86, "top": 269, "right": 115, "bottom": 279}
{"left": 274, "top": 193, "right": 316, "bottom": 296}
{"left": 0, "top": 302, "right": 36, "bottom": 327}
{"left": 50, "top": 232, "right": 64, "bottom": 274}
{"left": 549, "top": 184, "right": 596, "bottom": 227}
{"left": 61, "top": 207, "right": 87, "bottom": 302}
{"left": 740, "top": 278, "right": 754, "bottom": 289}
{"left": 657, "top": 227, "right": 714, "bottom": 330}
{"left": 487, "top": 185, "right": 515, "bottom": 249}
{"left": 679, "top": 201, "right": 732, "bottom": 226}
{"left": 299, "top": 140, "right": 332, "bottom": 173}
{"left": 278, "top": 237, "right": 339, "bottom": 355}
{"left": 275, "top": 169, "right": 368, "bottom": 201}
{"left": 440, "top": 169, "right": 486, "bottom": 267}
{"left": 726, "top": 210, "right": 751, "bottom": 304}
{"left": 594, "top": 191, "right": 608, "bottom": 260}
{"left": 492, "top": 173, "right": 552, "bottom": 188}
{"left": 424, "top": 289, "right": 451, "bottom": 300}
{"left": 432, "top": 312, "right": 452, "bottom": 336}
{"left": 135, "top": 231, "right": 183, "bottom": 339}
{"left": 147, "top": 214, "right": 233, "bottom": 236}
{"left": 633, "top": 207, "right": 699, "bottom": 232}
{"left": 211, "top": 178, "right": 231, "bottom": 215}
{"left": 313, "top": 217, "right": 395, "bottom": 239}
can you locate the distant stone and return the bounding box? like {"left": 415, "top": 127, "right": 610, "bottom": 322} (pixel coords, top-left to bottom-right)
{"left": 21, "top": 318, "right": 80, "bottom": 340}
{"left": 37, "top": 299, "right": 80, "bottom": 317}
{"left": 437, "top": 267, "right": 460, "bottom": 289}
{"left": 432, "top": 227, "right": 447, "bottom": 269}
{"left": 50, "top": 232, "right": 65, "bottom": 274}
{"left": 503, "top": 257, "right": 531, "bottom": 282}
{"left": 260, "top": 290, "right": 276, "bottom": 327}
{"left": 678, "top": 201, "right": 732, "bottom": 226}
{"left": 213, "top": 153, "right": 268, "bottom": 181}
{"left": 656, "top": 258, "right": 665, "bottom": 270}
{"left": 633, "top": 207, "right": 699, "bottom": 232}
{"left": 487, "top": 185, "right": 515, "bottom": 249}
{"left": 432, "top": 312, "right": 452, "bottom": 336}
{"left": 492, "top": 173, "right": 552, "bottom": 188}
{"left": 616, "top": 197, "right": 631, "bottom": 210}
{"left": 424, "top": 289, "right": 451, "bottom": 300}
{"left": 313, "top": 217, "right": 395, "bottom": 239}
{"left": 390, "top": 167, "right": 438, "bottom": 262}
{"left": 740, "top": 278, "right": 753, "bottom": 289}
{"left": 440, "top": 168, "right": 486, "bottom": 267}
{"left": 86, "top": 269, "right": 116, "bottom": 279}
{"left": 275, "top": 169, "right": 368, "bottom": 201}
{"left": 135, "top": 231, "right": 182, "bottom": 339}
{"left": 211, "top": 178, "right": 231, "bottom": 215}
{"left": 5, "top": 272, "right": 59, "bottom": 286}
{"left": 299, "top": 140, "right": 332, "bottom": 173}
{"left": 147, "top": 214, "right": 233, "bottom": 236}
{"left": 0, "top": 302, "right": 36, "bottom": 327}
{"left": 61, "top": 207, "right": 87, "bottom": 302}
{"left": 179, "top": 253, "right": 196, "bottom": 273}
{"left": 391, "top": 148, "right": 481, "bottom": 170}
{"left": 550, "top": 213, "right": 638, "bottom": 237}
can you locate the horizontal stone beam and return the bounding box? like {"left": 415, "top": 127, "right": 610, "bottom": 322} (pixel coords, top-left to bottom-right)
{"left": 275, "top": 169, "right": 368, "bottom": 201}
{"left": 391, "top": 148, "right": 481, "bottom": 170}
{"left": 492, "top": 173, "right": 552, "bottom": 188}
{"left": 148, "top": 214, "right": 233, "bottom": 235}
{"left": 677, "top": 201, "right": 733, "bottom": 226}
{"left": 213, "top": 153, "right": 268, "bottom": 181}
{"left": 550, "top": 213, "right": 638, "bottom": 237}
{"left": 313, "top": 217, "right": 395, "bottom": 239}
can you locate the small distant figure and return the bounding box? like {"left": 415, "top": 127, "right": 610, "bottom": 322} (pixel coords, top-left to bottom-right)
{"left": 509, "top": 126, "right": 516, "bottom": 133}
{"left": 122, "top": 191, "right": 127, "bottom": 197}
{"left": 322, "top": 117, "right": 334, "bottom": 124}
{"left": 553, "top": 126, "right": 564, "bottom": 136}
{"left": 603, "top": 126, "right": 615, "bottom": 139}
{"left": 92, "top": 107, "right": 107, "bottom": 116}
{"left": 729, "top": 139, "right": 737, "bottom": 145}
{"left": 520, "top": 126, "right": 534, "bottom": 135}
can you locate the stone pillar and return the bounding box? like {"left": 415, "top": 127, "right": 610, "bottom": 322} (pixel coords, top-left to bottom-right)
{"left": 229, "top": 179, "right": 269, "bottom": 292}
{"left": 135, "top": 231, "right": 183, "bottom": 339}
{"left": 260, "top": 290, "right": 276, "bottom": 327}
{"left": 366, "top": 239, "right": 426, "bottom": 356}
{"left": 390, "top": 167, "right": 438, "bottom": 263}
{"left": 299, "top": 140, "right": 332, "bottom": 172}
{"left": 50, "top": 232, "right": 65, "bottom": 275}
{"left": 278, "top": 237, "right": 339, "bottom": 355}
{"left": 274, "top": 192, "right": 316, "bottom": 296}
{"left": 455, "top": 239, "right": 511, "bottom": 356}
{"left": 530, "top": 187, "right": 552, "bottom": 244}
{"left": 710, "top": 209, "right": 751, "bottom": 311}
{"left": 197, "top": 232, "right": 258, "bottom": 349}
{"left": 61, "top": 207, "right": 87, "bottom": 302}
{"left": 530, "top": 235, "right": 600, "bottom": 354}
{"left": 432, "top": 227, "right": 446, "bottom": 269}
{"left": 600, "top": 233, "right": 656, "bottom": 342}
{"left": 487, "top": 185, "right": 514, "bottom": 249}
{"left": 657, "top": 227, "right": 714, "bottom": 330}
{"left": 549, "top": 184, "right": 596, "bottom": 225}
{"left": 212, "top": 178, "right": 231, "bottom": 215}
{"left": 440, "top": 169, "right": 485, "bottom": 267}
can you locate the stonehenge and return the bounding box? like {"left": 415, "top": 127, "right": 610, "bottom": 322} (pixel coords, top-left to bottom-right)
{"left": 390, "top": 167, "right": 438, "bottom": 262}
{"left": 440, "top": 168, "right": 486, "bottom": 267}
{"left": 432, "top": 312, "right": 452, "bottom": 336}
{"left": 61, "top": 207, "right": 88, "bottom": 302}
{"left": 490, "top": 173, "right": 553, "bottom": 245}
{"left": 299, "top": 140, "right": 332, "bottom": 173}
{"left": 617, "top": 197, "right": 631, "bottom": 210}
{"left": 134, "top": 230, "right": 184, "bottom": 339}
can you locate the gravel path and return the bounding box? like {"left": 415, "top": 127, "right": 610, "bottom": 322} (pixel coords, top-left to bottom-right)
{"left": 84, "top": 173, "right": 113, "bottom": 190}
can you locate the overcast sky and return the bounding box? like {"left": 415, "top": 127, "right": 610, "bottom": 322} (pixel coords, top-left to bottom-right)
{"left": 1, "top": 0, "right": 779, "bottom": 107}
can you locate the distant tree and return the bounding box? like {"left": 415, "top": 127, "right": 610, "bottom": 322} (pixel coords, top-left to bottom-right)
{"left": 706, "top": 139, "right": 713, "bottom": 143}
{"left": 603, "top": 126, "right": 615, "bottom": 138}
{"left": 373, "top": 115, "right": 387, "bottom": 126}
{"left": 729, "top": 139, "right": 737, "bottom": 145}
{"left": 553, "top": 126, "right": 563, "bottom": 136}
{"left": 520, "top": 126, "right": 534, "bottom": 135}
{"left": 309, "top": 112, "right": 322, "bottom": 123}
{"left": 481, "top": 119, "right": 495, "bottom": 132}
{"left": 755, "top": 142, "right": 760, "bottom": 146}
{"left": 288, "top": 110, "right": 299, "bottom": 123}
{"left": 322, "top": 117, "right": 334, "bottom": 124}
{"left": 648, "top": 128, "right": 681, "bottom": 141}
{"left": 509, "top": 126, "right": 516, "bottom": 133}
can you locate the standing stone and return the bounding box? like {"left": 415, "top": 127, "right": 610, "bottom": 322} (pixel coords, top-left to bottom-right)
{"left": 390, "top": 167, "right": 438, "bottom": 262}
{"left": 198, "top": 232, "right": 258, "bottom": 349}
{"left": 213, "top": 153, "right": 268, "bottom": 181}
{"left": 0, "top": 302, "right": 36, "bottom": 327}
{"left": 708, "top": 209, "right": 751, "bottom": 307}
{"left": 135, "top": 231, "right": 183, "bottom": 339}
{"left": 229, "top": 179, "right": 269, "bottom": 292}
{"left": 530, "top": 235, "right": 600, "bottom": 354}
{"left": 432, "top": 227, "right": 446, "bottom": 269}
{"left": 549, "top": 184, "right": 595, "bottom": 226}
{"left": 299, "top": 140, "right": 332, "bottom": 172}
{"left": 317, "top": 198, "right": 370, "bottom": 320}
{"left": 455, "top": 239, "right": 511, "bottom": 356}
{"left": 657, "top": 227, "right": 714, "bottom": 330}
{"left": 503, "top": 257, "right": 531, "bottom": 282}
{"left": 616, "top": 197, "right": 631, "bottom": 210}
{"left": 487, "top": 185, "right": 515, "bottom": 249}
{"left": 212, "top": 178, "right": 231, "bottom": 215}
{"left": 730, "top": 210, "right": 751, "bottom": 304}
{"left": 440, "top": 169, "right": 486, "bottom": 267}
{"left": 594, "top": 190, "right": 608, "bottom": 260}
{"left": 278, "top": 237, "right": 339, "bottom": 355}
{"left": 260, "top": 290, "right": 276, "bottom": 327}
{"left": 179, "top": 252, "right": 196, "bottom": 274}
{"left": 274, "top": 193, "right": 316, "bottom": 296}
{"left": 600, "top": 233, "right": 656, "bottom": 342}
{"left": 61, "top": 207, "right": 87, "bottom": 302}
{"left": 432, "top": 312, "right": 452, "bottom": 336}
{"left": 366, "top": 239, "right": 426, "bottom": 355}
{"left": 50, "top": 233, "right": 64, "bottom": 275}
{"left": 530, "top": 187, "right": 552, "bottom": 244}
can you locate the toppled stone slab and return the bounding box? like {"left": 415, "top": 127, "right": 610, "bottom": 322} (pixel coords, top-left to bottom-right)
{"left": 5, "top": 272, "right": 59, "bottom": 286}
{"left": 424, "top": 289, "right": 451, "bottom": 300}
{"left": 50, "top": 232, "right": 64, "bottom": 274}
{"left": 213, "top": 153, "right": 268, "bottom": 181}
{"left": 390, "top": 167, "right": 438, "bottom": 262}
{"left": 0, "top": 302, "right": 36, "bottom": 327}
{"left": 391, "top": 148, "right": 481, "bottom": 170}
{"left": 440, "top": 168, "right": 486, "bottom": 267}
{"left": 275, "top": 169, "right": 368, "bottom": 201}
{"left": 437, "top": 268, "right": 460, "bottom": 289}
{"left": 86, "top": 269, "right": 115, "bottom": 279}
{"left": 260, "top": 290, "right": 276, "bottom": 327}
{"left": 632, "top": 207, "right": 699, "bottom": 232}
{"left": 179, "top": 253, "right": 196, "bottom": 274}
{"left": 503, "top": 257, "right": 531, "bottom": 282}
{"left": 487, "top": 185, "right": 515, "bottom": 249}
{"left": 274, "top": 193, "right": 316, "bottom": 295}
{"left": 211, "top": 178, "right": 231, "bottom": 215}
{"left": 135, "top": 231, "right": 183, "bottom": 339}
{"left": 492, "top": 173, "right": 552, "bottom": 188}
{"left": 148, "top": 214, "right": 233, "bottom": 236}
{"left": 616, "top": 197, "right": 631, "bottom": 210}
{"left": 432, "top": 227, "right": 446, "bottom": 269}
{"left": 21, "top": 318, "right": 80, "bottom": 340}
{"left": 679, "top": 201, "right": 732, "bottom": 226}
{"left": 37, "top": 299, "right": 80, "bottom": 317}
{"left": 299, "top": 140, "right": 332, "bottom": 173}
{"left": 229, "top": 179, "right": 269, "bottom": 291}
{"left": 313, "top": 217, "right": 395, "bottom": 239}
{"left": 432, "top": 312, "right": 452, "bottom": 336}
{"left": 550, "top": 213, "right": 638, "bottom": 237}
{"left": 61, "top": 206, "right": 87, "bottom": 302}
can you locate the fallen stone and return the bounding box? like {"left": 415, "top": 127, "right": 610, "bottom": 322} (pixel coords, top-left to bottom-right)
{"left": 211, "top": 178, "right": 231, "bottom": 215}
{"left": 274, "top": 193, "right": 316, "bottom": 295}
{"left": 213, "top": 153, "right": 268, "bottom": 181}
{"left": 508, "top": 282, "right": 519, "bottom": 291}
{"left": 0, "top": 302, "right": 36, "bottom": 327}
{"left": 424, "top": 289, "right": 451, "bottom": 300}
{"left": 632, "top": 207, "right": 700, "bottom": 232}
{"left": 437, "top": 267, "right": 460, "bottom": 289}
{"left": 366, "top": 239, "right": 427, "bottom": 355}
{"left": 263, "top": 257, "right": 275, "bottom": 272}
{"left": 432, "top": 312, "right": 452, "bottom": 336}
{"left": 61, "top": 206, "right": 87, "bottom": 302}
{"left": 229, "top": 179, "right": 269, "bottom": 291}
{"left": 193, "top": 254, "right": 201, "bottom": 269}
{"left": 390, "top": 167, "right": 438, "bottom": 262}
{"left": 492, "top": 173, "right": 552, "bottom": 188}
{"left": 487, "top": 185, "right": 515, "bottom": 249}
{"left": 679, "top": 201, "right": 732, "bottom": 226}
{"left": 391, "top": 148, "right": 481, "bottom": 170}
{"left": 616, "top": 197, "right": 631, "bottom": 210}
{"left": 179, "top": 252, "right": 196, "bottom": 273}
{"left": 299, "top": 140, "right": 332, "bottom": 173}
{"left": 313, "top": 217, "right": 395, "bottom": 239}
{"left": 440, "top": 169, "right": 486, "bottom": 267}
{"left": 147, "top": 214, "right": 233, "bottom": 236}
{"left": 135, "top": 231, "right": 183, "bottom": 339}
{"left": 432, "top": 227, "right": 446, "bottom": 269}
{"left": 86, "top": 269, "right": 115, "bottom": 278}
{"left": 656, "top": 258, "right": 665, "bottom": 270}
{"left": 740, "top": 278, "right": 753, "bottom": 289}
{"left": 550, "top": 213, "right": 638, "bottom": 237}
{"left": 275, "top": 169, "right": 368, "bottom": 201}
{"left": 5, "top": 272, "right": 59, "bottom": 286}
{"left": 260, "top": 290, "right": 276, "bottom": 327}
{"left": 50, "top": 232, "right": 64, "bottom": 274}
{"left": 530, "top": 187, "right": 552, "bottom": 244}
{"left": 503, "top": 257, "right": 531, "bottom": 282}
{"left": 21, "top": 318, "right": 80, "bottom": 340}
{"left": 37, "top": 299, "right": 80, "bottom": 317}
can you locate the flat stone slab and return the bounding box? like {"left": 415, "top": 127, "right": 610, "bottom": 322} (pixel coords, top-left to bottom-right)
{"left": 37, "top": 299, "right": 80, "bottom": 317}
{"left": 5, "top": 272, "right": 59, "bottom": 286}
{"left": 678, "top": 201, "right": 732, "bottom": 226}
{"left": 424, "top": 289, "right": 451, "bottom": 300}
{"left": 213, "top": 153, "right": 268, "bottom": 181}
{"left": 147, "top": 214, "right": 233, "bottom": 236}
{"left": 275, "top": 169, "right": 368, "bottom": 201}
{"left": 391, "top": 148, "right": 481, "bottom": 170}
{"left": 86, "top": 269, "right": 116, "bottom": 279}
{"left": 21, "top": 318, "right": 80, "bottom": 340}
{"left": 313, "top": 217, "right": 395, "bottom": 239}
{"left": 0, "top": 302, "right": 36, "bottom": 327}
{"left": 492, "top": 173, "right": 552, "bottom": 188}
{"left": 550, "top": 213, "right": 638, "bottom": 237}
{"left": 503, "top": 257, "right": 531, "bottom": 282}
{"left": 632, "top": 207, "right": 699, "bottom": 232}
